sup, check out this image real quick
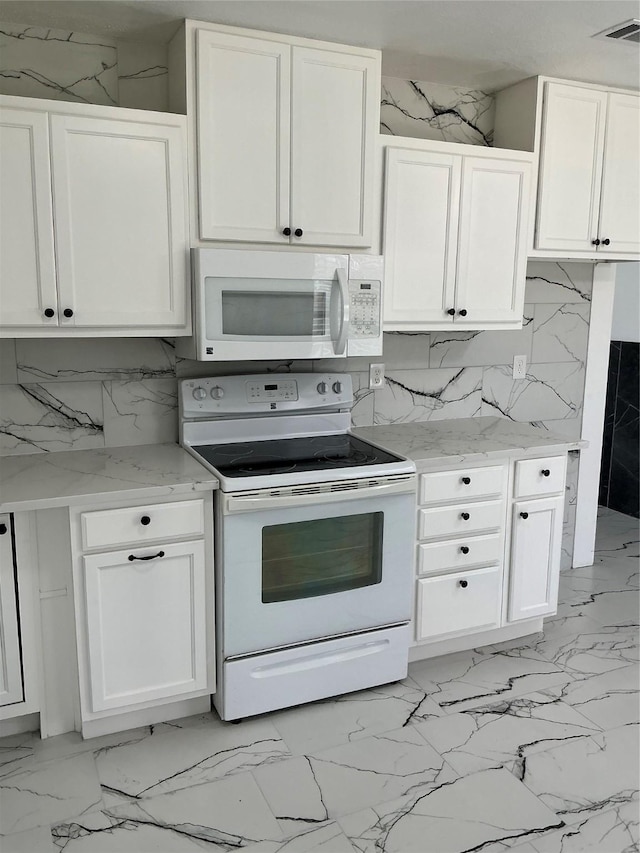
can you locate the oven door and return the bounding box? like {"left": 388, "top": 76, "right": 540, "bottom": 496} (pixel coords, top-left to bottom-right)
{"left": 219, "top": 478, "right": 416, "bottom": 658}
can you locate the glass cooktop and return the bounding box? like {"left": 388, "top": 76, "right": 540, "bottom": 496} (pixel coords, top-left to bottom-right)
{"left": 193, "top": 434, "right": 402, "bottom": 478}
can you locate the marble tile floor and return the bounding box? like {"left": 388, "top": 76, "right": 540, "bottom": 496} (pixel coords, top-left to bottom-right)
{"left": 0, "top": 508, "right": 637, "bottom": 853}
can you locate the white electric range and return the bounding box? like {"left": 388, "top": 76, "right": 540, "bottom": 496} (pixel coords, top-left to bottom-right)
{"left": 179, "top": 373, "right": 417, "bottom": 721}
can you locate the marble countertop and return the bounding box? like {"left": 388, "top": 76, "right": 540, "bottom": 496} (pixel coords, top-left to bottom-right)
{"left": 0, "top": 444, "right": 219, "bottom": 513}
{"left": 353, "top": 417, "right": 586, "bottom": 468}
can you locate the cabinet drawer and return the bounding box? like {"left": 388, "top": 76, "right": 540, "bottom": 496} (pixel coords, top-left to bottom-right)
{"left": 418, "top": 500, "right": 504, "bottom": 540}
{"left": 418, "top": 533, "right": 503, "bottom": 576}
{"left": 514, "top": 456, "right": 567, "bottom": 498}
{"left": 416, "top": 566, "right": 502, "bottom": 641}
{"left": 420, "top": 466, "right": 505, "bottom": 505}
{"left": 81, "top": 500, "right": 205, "bottom": 550}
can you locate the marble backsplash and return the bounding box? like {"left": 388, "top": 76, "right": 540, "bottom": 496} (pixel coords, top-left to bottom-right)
{"left": 0, "top": 21, "right": 169, "bottom": 111}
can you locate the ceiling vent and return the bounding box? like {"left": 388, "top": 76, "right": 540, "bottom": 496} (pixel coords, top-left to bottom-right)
{"left": 593, "top": 19, "right": 640, "bottom": 45}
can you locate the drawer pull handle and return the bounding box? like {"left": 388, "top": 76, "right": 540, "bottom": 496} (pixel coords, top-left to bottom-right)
{"left": 461, "top": 476, "right": 471, "bottom": 485}
{"left": 541, "top": 469, "right": 550, "bottom": 477}
{"left": 460, "top": 512, "right": 470, "bottom": 521}
{"left": 140, "top": 515, "right": 151, "bottom": 526}
{"left": 458, "top": 579, "right": 468, "bottom": 588}
{"left": 460, "top": 545, "right": 470, "bottom": 554}
{"left": 128, "top": 550, "right": 165, "bottom": 562}
{"left": 520, "top": 512, "right": 529, "bottom": 520}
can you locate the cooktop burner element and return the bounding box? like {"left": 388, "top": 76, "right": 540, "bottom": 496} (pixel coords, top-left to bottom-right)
{"left": 193, "top": 433, "right": 402, "bottom": 478}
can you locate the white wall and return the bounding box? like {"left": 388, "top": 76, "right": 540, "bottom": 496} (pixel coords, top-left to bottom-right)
{"left": 611, "top": 263, "right": 640, "bottom": 343}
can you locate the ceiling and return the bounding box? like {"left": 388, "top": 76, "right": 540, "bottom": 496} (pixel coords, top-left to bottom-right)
{"left": 0, "top": 0, "right": 639, "bottom": 90}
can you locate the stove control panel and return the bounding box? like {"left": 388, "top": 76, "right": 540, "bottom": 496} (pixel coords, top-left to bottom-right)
{"left": 180, "top": 373, "right": 354, "bottom": 418}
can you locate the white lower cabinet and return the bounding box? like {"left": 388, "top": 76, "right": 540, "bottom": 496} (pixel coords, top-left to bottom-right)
{"left": 71, "top": 494, "right": 214, "bottom": 726}
{"left": 412, "top": 454, "right": 568, "bottom": 654}
{"left": 84, "top": 540, "right": 207, "bottom": 712}
{"left": 508, "top": 496, "right": 564, "bottom": 622}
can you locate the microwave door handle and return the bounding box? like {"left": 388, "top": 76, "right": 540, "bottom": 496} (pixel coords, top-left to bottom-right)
{"left": 333, "top": 268, "right": 350, "bottom": 356}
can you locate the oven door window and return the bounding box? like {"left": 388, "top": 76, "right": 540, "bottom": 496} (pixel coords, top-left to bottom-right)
{"left": 262, "top": 513, "right": 383, "bottom": 603}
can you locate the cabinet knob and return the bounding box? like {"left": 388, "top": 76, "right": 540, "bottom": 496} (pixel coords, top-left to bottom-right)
{"left": 63, "top": 308, "right": 74, "bottom": 318}
{"left": 591, "top": 239, "right": 601, "bottom": 246}
{"left": 140, "top": 515, "right": 151, "bottom": 526}
{"left": 458, "top": 309, "right": 468, "bottom": 317}
{"left": 458, "top": 579, "right": 468, "bottom": 588}
{"left": 461, "top": 476, "right": 471, "bottom": 485}
{"left": 294, "top": 228, "right": 303, "bottom": 238}
{"left": 43, "top": 308, "right": 55, "bottom": 318}
{"left": 460, "top": 512, "right": 470, "bottom": 521}
{"left": 0, "top": 523, "right": 7, "bottom": 535}
{"left": 602, "top": 238, "right": 611, "bottom": 246}
{"left": 282, "top": 227, "right": 292, "bottom": 236}
{"left": 460, "top": 545, "right": 470, "bottom": 554}
{"left": 447, "top": 308, "right": 456, "bottom": 316}
{"left": 541, "top": 469, "right": 551, "bottom": 477}
{"left": 520, "top": 511, "right": 529, "bottom": 519}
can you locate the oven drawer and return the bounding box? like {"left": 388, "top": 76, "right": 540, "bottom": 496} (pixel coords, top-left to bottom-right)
{"left": 418, "top": 500, "right": 504, "bottom": 541}
{"left": 81, "top": 499, "right": 205, "bottom": 550}
{"left": 418, "top": 533, "right": 503, "bottom": 576}
{"left": 514, "top": 456, "right": 567, "bottom": 498}
{"left": 218, "top": 624, "right": 410, "bottom": 720}
{"left": 416, "top": 566, "right": 502, "bottom": 641}
{"left": 419, "top": 466, "right": 505, "bottom": 505}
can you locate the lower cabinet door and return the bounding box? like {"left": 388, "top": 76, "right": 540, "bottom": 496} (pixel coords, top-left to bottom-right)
{"left": 508, "top": 497, "right": 563, "bottom": 622}
{"left": 0, "top": 515, "right": 24, "bottom": 707}
{"left": 83, "top": 540, "right": 207, "bottom": 712}
{"left": 416, "top": 566, "right": 502, "bottom": 641}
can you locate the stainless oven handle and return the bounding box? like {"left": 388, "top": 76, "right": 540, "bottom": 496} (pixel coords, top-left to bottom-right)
{"left": 332, "top": 268, "right": 350, "bottom": 356}
{"left": 224, "top": 478, "right": 416, "bottom": 513}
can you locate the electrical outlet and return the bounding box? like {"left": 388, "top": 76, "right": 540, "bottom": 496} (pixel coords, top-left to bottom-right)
{"left": 369, "top": 363, "right": 385, "bottom": 389}
{"left": 513, "top": 354, "right": 527, "bottom": 379}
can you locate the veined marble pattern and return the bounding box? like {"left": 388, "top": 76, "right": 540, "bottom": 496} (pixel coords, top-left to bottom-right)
{"left": 115, "top": 40, "right": 168, "bottom": 111}
{"left": 429, "top": 306, "right": 534, "bottom": 369}
{"left": 0, "top": 508, "right": 636, "bottom": 852}
{"left": 381, "top": 77, "right": 494, "bottom": 145}
{"left": 531, "top": 304, "right": 590, "bottom": 365}
{"left": 15, "top": 338, "right": 175, "bottom": 383}
{"left": 101, "top": 377, "right": 178, "bottom": 447}
{"left": 349, "top": 372, "right": 375, "bottom": 427}
{"left": 0, "top": 21, "right": 118, "bottom": 105}
{"left": 0, "top": 382, "right": 104, "bottom": 455}
{"left": 373, "top": 367, "right": 483, "bottom": 424}
{"left": 0, "top": 339, "right": 18, "bottom": 384}
{"left": 482, "top": 363, "right": 585, "bottom": 422}
{"left": 524, "top": 263, "right": 593, "bottom": 304}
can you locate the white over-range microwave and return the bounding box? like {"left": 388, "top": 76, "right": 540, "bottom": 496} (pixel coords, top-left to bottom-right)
{"left": 175, "top": 248, "right": 383, "bottom": 361}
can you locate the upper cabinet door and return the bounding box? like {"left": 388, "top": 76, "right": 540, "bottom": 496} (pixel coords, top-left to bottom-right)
{"left": 536, "top": 83, "right": 607, "bottom": 252}
{"left": 290, "top": 47, "right": 377, "bottom": 247}
{"left": 0, "top": 109, "right": 57, "bottom": 329}
{"left": 383, "top": 148, "right": 460, "bottom": 327}
{"left": 49, "top": 113, "right": 189, "bottom": 330}
{"left": 196, "top": 30, "right": 291, "bottom": 243}
{"left": 455, "top": 156, "right": 530, "bottom": 326}
{"left": 598, "top": 92, "right": 640, "bottom": 255}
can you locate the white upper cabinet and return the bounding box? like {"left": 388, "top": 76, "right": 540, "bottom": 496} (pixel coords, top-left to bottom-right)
{"left": 0, "top": 108, "right": 57, "bottom": 327}
{"left": 383, "top": 140, "right": 532, "bottom": 331}
{"left": 0, "top": 96, "right": 190, "bottom": 337}
{"left": 494, "top": 77, "right": 640, "bottom": 260}
{"left": 190, "top": 23, "right": 380, "bottom": 248}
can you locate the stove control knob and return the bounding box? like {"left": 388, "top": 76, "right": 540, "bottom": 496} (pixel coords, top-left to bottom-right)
{"left": 210, "top": 386, "right": 224, "bottom": 400}
{"left": 192, "top": 387, "right": 207, "bottom": 402}
{"left": 332, "top": 381, "right": 343, "bottom": 394}
{"left": 317, "top": 381, "right": 328, "bottom": 395}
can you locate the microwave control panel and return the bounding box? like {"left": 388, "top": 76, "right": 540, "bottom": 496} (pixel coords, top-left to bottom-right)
{"left": 349, "top": 280, "right": 381, "bottom": 338}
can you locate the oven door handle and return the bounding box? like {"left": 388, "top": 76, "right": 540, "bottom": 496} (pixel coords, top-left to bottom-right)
{"left": 332, "top": 267, "right": 350, "bottom": 356}
{"left": 224, "top": 478, "right": 415, "bottom": 513}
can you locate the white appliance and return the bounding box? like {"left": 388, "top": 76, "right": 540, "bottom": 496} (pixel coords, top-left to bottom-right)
{"left": 175, "top": 248, "right": 383, "bottom": 361}
{"left": 179, "top": 373, "right": 416, "bottom": 721}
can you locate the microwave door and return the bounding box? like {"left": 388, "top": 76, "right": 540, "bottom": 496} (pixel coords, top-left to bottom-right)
{"left": 331, "top": 268, "right": 350, "bottom": 356}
